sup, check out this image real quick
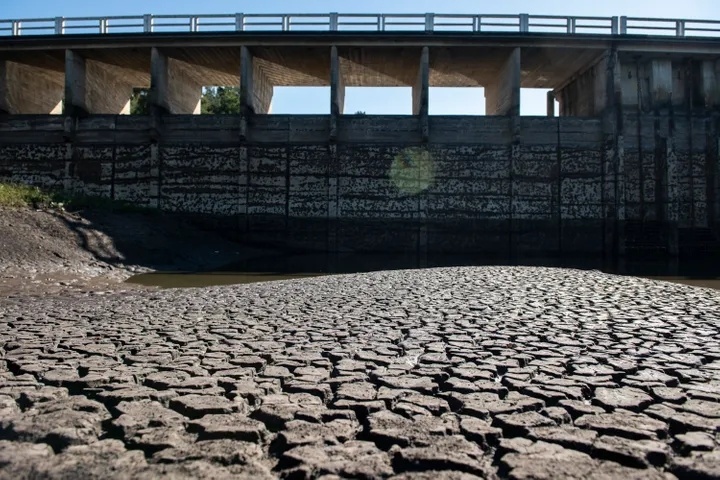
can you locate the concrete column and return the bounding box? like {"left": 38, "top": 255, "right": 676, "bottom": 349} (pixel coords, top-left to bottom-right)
{"left": 330, "top": 46, "right": 345, "bottom": 117}
{"left": 64, "top": 50, "right": 137, "bottom": 116}
{"left": 240, "top": 46, "right": 273, "bottom": 116}
{"left": 600, "top": 49, "right": 626, "bottom": 257}
{"left": 546, "top": 91, "right": 556, "bottom": 117}
{"left": 412, "top": 47, "right": 429, "bottom": 116}
{"left": 649, "top": 59, "right": 673, "bottom": 110}
{"left": 699, "top": 59, "right": 720, "bottom": 108}
{"left": 413, "top": 47, "right": 430, "bottom": 141}
{"left": 0, "top": 60, "right": 63, "bottom": 114}
{"left": 485, "top": 48, "right": 520, "bottom": 116}
{"left": 150, "top": 47, "right": 202, "bottom": 115}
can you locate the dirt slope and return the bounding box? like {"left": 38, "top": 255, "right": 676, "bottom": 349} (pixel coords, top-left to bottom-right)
{"left": 0, "top": 207, "right": 267, "bottom": 296}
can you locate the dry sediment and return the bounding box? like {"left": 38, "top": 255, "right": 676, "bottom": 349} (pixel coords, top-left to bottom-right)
{"left": 0, "top": 266, "right": 719, "bottom": 478}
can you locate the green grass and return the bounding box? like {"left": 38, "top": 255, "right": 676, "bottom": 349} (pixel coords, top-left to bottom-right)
{"left": 0, "top": 182, "right": 157, "bottom": 213}
{"left": 0, "top": 183, "right": 55, "bottom": 208}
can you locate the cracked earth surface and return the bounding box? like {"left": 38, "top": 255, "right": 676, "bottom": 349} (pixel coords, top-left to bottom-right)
{"left": 0, "top": 266, "right": 719, "bottom": 479}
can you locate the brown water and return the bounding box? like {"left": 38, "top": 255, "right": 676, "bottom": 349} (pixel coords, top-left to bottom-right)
{"left": 125, "top": 253, "right": 720, "bottom": 290}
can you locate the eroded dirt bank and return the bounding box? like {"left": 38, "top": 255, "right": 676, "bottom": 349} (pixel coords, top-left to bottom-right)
{"left": 0, "top": 207, "right": 269, "bottom": 297}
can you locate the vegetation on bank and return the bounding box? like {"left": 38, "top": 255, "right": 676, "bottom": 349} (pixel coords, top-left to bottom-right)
{"left": 0, "top": 183, "right": 156, "bottom": 213}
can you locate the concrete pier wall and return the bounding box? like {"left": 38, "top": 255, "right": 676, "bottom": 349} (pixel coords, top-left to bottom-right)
{"left": 1, "top": 112, "right": 716, "bottom": 256}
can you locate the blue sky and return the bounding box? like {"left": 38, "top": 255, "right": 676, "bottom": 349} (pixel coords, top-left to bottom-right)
{"left": 3, "top": 1, "right": 719, "bottom": 115}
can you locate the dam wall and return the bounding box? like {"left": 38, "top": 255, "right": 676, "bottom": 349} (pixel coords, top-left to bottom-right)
{"left": 1, "top": 113, "right": 717, "bottom": 256}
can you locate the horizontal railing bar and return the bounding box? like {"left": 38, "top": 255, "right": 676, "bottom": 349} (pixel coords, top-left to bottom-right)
{"left": 196, "top": 22, "right": 239, "bottom": 26}
{"left": 626, "top": 16, "right": 720, "bottom": 24}
{"left": 628, "top": 25, "right": 680, "bottom": 31}
{"left": 531, "top": 15, "right": 612, "bottom": 21}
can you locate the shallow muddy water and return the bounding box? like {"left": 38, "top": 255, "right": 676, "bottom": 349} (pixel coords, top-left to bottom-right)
{"left": 125, "top": 253, "right": 720, "bottom": 290}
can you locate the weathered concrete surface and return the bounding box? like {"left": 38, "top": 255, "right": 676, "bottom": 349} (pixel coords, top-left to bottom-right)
{"left": 0, "top": 61, "right": 63, "bottom": 114}
{"left": 64, "top": 50, "right": 140, "bottom": 116}
{"left": 484, "top": 48, "right": 520, "bottom": 116}
{"left": 0, "top": 266, "right": 719, "bottom": 478}
{"left": 1, "top": 32, "right": 719, "bottom": 113}
{"left": 2, "top": 111, "right": 716, "bottom": 255}
{"left": 0, "top": 115, "right": 615, "bottom": 255}
{"left": 150, "top": 48, "right": 202, "bottom": 115}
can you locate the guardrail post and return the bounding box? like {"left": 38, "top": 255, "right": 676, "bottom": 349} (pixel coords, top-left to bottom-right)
{"left": 425, "top": 13, "right": 434, "bottom": 32}
{"left": 190, "top": 16, "right": 198, "bottom": 32}
{"left": 620, "top": 16, "right": 628, "bottom": 34}
{"left": 99, "top": 18, "right": 108, "bottom": 34}
{"left": 519, "top": 14, "right": 529, "bottom": 33}
{"left": 329, "top": 12, "right": 338, "bottom": 31}
{"left": 611, "top": 16, "right": 619, "bottom": 34}
{"left": 143, "top": 14, "right": 152, "bottom": 33}
{"left": 54, "top": 17, "right": 64, "bottom": 35}
{"left": 11, "top": 21, "right": 20, "bottom": 36}
{"left": 235, "top": 13, "right": 244, "bottom": 31}
{"left": 675, "top": 20, "right": 685, "bottom": 37}
{"left": 282, "top": 15, "right": 290, "bottom": 31}
{"left": 567, "top": 17, "right": 576, "bottom": 34}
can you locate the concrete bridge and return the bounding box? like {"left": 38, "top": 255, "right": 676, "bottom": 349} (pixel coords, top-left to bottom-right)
{"left": 1, "top": 13, "right": 719, "bottom": 258}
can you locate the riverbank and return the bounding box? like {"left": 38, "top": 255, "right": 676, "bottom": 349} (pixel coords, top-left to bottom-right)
{"left": 0, "top": 204, "right": 272, "bottom": 297}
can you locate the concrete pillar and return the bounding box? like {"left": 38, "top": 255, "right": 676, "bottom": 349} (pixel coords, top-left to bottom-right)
{"left": 599, "top": 49, "right": 626, "bottom": 257}
{"left": 699, "top": 60, "right": 720, "bottom": 108}
{"left": 240, "top": 46, "right": 273, "bottom": 116}
{"left": 0, "top": 60, "right": 63, "bottom": 114}
{"left": 330, "top": 46, "right": 345, "bottom": 117}
{"left": 485, "top": 48, "right": 520, "bottom": 116}
{"left": 412, "top": 47, "right": 429, "bottom": 116}
{"left": 64, "top": 50, "right": 137, "bottom": 116}
{"left": 150, "top": 47, "right": 202, "bottom": 115}
{"left": 649, "top": 59, "right": 673, "bottom": 109}
{"left": 546, "top": 91, "right": 556, "bottom": 117}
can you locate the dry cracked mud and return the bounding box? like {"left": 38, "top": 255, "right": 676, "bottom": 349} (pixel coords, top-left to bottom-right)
{"left": 0, "top": 266, "right": 719, "bottom": 479}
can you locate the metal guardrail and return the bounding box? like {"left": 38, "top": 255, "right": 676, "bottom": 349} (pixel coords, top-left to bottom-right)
{"left": 0, "top": 13, "right": 718, "bottom": 37}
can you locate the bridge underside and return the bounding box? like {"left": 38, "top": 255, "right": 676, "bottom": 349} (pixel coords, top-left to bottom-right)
{"left": 1, "top": 33, "right": 719, "bottom": 258}
{"left": 1, "top": 33, "right": 719, "bottom": 116}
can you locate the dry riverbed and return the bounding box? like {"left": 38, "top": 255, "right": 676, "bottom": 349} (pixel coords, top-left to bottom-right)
{"left": 2, "top": 206, "right": 720, "bottom": 478}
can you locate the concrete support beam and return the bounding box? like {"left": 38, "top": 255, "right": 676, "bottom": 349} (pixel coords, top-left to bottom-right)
{"left": 485, "top": 48, "right": 520, "bottom": 116}
{"left": 0, "top": 60, "right": 63, "bottom": 114}
{"left": 699, "top": 60, "right": 720, "bottom": 108}
{"left": 413, "top": 47, "right": 430, "bottom": 140}
{"left": 64, "top": 50, "right": 137, "bottom": 116}
{"left": 240, "top": 46, "right": 273, "bottom": 116}
{"left": 330, "top": 46, "right": 345, "bottom": 117}
{"left": 600, "top": 49, "right": 626, "bottom": 257}
{"left": 546, "top": 91, "right": 556, "bottom": 117}
{"left": 649, "top": 59, "right": 673, "bottom": 109}
{"left": 412, "top": 47, "right": 429, "bottom": 116}
{"left": 150, "top": 47, "right": 202, "bottom": 115}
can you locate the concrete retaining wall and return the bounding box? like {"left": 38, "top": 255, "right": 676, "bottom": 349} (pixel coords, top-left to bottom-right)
{"left": 1, "top": 113, "right": 717, "bottom": 255}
